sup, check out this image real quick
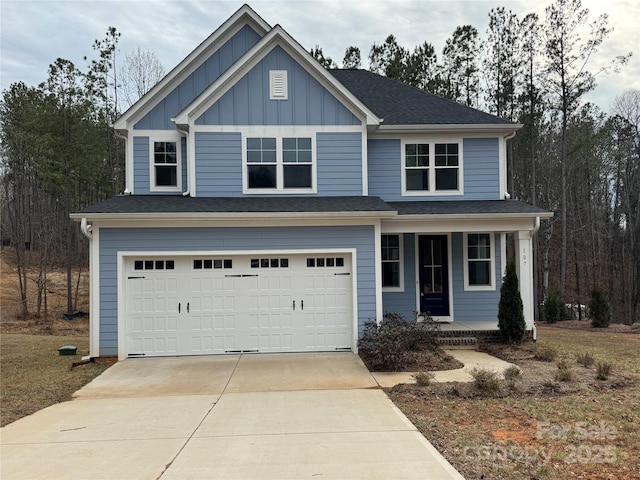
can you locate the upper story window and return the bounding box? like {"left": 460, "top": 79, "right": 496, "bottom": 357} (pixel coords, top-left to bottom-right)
{"left": 244, "top": 135, "right": 316, "bottom": 193}
{"left": 464, "top": 233, "right": 495, "bottom": 290}
{"left": 402, "top": 140, "right": 462, "bottom": 196}
{"left": 150, "top": 135, "right": 181, "bottom": 192}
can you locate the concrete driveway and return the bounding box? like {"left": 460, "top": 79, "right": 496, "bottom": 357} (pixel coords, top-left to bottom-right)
{"left": 1, "top": 353, "right": 463, "bottom": 479}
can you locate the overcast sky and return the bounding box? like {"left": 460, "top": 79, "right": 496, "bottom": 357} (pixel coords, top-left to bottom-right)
{"left": 1, "top": 0, "right": 638, "bottom": 114}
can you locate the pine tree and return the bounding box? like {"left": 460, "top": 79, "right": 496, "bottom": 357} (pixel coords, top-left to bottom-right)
{"left": 498, "top": 262, "right": 526, "bottom": 343}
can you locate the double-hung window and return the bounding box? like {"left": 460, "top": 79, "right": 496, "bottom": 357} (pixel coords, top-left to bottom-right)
{"left": 245, "top": 135, "right": 315, "bottom": 192}
{"left": 382, "top": 234, "right": 403, "bottom": 290}
{"left": 402, "top": 140, "right": 462, "bottom": 195}
{"left": 464, "top": 233, "right": 495, "bottom": 290}
{"left": 150, "top": 136, "right": 181, "bottom": 192}
{"left": 247, "top": 138, "right": 277, "bottom": 189}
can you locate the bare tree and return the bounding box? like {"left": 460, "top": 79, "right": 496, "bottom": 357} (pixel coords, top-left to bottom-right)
{"left": 542, "top": 0, "right": 631, "bottom": 297}
{"left": 119, "top": 46, "right": 165, "bottom": 111}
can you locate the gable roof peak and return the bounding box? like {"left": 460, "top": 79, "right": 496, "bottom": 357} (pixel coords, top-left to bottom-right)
{"left": 113, "top": 3, "right": 271, "bottom": 132}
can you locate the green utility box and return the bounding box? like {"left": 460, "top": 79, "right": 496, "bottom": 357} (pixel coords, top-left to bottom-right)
{"left": 58, "top": 345, "right": 77, "bottom": 355}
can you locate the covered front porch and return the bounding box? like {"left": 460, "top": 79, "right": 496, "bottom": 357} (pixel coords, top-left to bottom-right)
{"left": 378, "top": 200, "right": 553, "bottom": 334}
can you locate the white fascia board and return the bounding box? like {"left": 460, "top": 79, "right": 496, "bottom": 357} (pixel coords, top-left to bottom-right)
{"left": 113, "top": 5, "right": 271, "bottom": 131}
{"left": 382, "top": 215, "right": 551, "bottom": 234}
{"left": 174, "top": 26, "right": 380, "bottom": 127}
{"left": 374, "top": 124, "right": 523, "bottom": 135}
{"left": 70, "top": 211, "right": 397, "bottom": 224}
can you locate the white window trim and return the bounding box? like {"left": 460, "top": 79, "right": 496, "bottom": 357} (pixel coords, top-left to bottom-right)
{"left": 269, "top": 70, "right": 288, "bottom": 100}
{"left": 149, "top": 133, "right": 182, "bottom": 193}
{"left": 400, "top": 138, "right": 464, "bottom": 196}
{"left": 382, "top": 233, "right": 404, "bottom": 292}
{"left": 463, "top": 232, "right": 496, "bottom": 291}
{"left": 242, "top": 129, "right": 318, "bottom": 194}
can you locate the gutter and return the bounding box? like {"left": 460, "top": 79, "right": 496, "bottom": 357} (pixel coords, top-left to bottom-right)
{"left": 70, "top": 210, "right": 398, "bottom": 223}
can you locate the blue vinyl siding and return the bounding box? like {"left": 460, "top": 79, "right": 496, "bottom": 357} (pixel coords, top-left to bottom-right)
{"left": 134, "top": 25, "right": 261, "bottom": 130}
{"left": 368, "top": 137, "right": 501, "bottom": 201}
{"left": 193, "top": 131, "right": 362, "bottom": 197}
{"left": 316, "top": 132, "right": 362, "bottom": 195}
{"left": 97, "top": 226, "right": 376, "bottom": 356}
{"left": 196, "top": 46, "right": 360, "bottom": 126}
{"left": 368, "top": 139, "right": 402, "bottom": 199}
{"left": 133, "top": 136, "right": 186, "bottom": 194}
{"left": 451, "top": 232, "right": 502, "bottom": 321}
{"left": 195, "top": 132, "right": 242, "bottom": 196}
{"left": 381, "top": 233, "right": 502, "bottom": 323}
{"left": 463, "top": 138, "right": 500, "bottom": 199}
{"left": 133, "top": 136, "right": 149, "bottom": 194}
{"left": 382, "top": 234, "right": 417, "bottom": 320}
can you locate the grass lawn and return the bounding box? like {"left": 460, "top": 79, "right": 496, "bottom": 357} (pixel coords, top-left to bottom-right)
{"left": 389, "top": 325, "right": 640, "bottom": 480}
{"left": 0, "top": 333, "right": 111, "bottom": 427}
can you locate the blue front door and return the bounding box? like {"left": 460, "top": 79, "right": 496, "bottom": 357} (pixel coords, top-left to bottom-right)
{"left": 419, "top": 235, "right": 450, "bottom": 316}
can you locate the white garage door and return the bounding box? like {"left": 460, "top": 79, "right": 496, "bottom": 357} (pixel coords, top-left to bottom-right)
{"left": 125, "top": 254, "right": 353, "bottom": 356}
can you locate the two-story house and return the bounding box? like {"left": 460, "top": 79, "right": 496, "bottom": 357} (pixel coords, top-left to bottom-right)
{"left": 72, "top": 5, "right": 552, "bottom": 360}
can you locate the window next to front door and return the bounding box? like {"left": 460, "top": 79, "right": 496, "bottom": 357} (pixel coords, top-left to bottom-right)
{"left": 464, "top": 233, "right": 495, "bottom": 290}
{"left": 382, "top": 234, "right": 403, "bottom": 291}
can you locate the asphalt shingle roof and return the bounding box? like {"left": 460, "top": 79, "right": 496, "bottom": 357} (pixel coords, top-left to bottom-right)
{"left": 389, "top": 200, "right": 550, "bottom": 216}
{"left": 78, "top": 195, "right": 395, "bottom": 214}
{"left": 78, "top": 196, "right": 548, "bottom": 217}
{"left": 329, "top": 69, "right": 513, "bottom": 126}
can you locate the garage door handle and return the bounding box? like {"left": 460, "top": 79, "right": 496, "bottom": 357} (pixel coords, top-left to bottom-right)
{"left": 178, "top": 302, "right": 181, "bottom": 313}
{"left": 187, "top": 302, "right": 190, "bottom": 313}
{"left": 293, "top": 300, "right": 295, "bottom": 311}
{"left": 301, "top": 300, "right": 304, "bottom": 310}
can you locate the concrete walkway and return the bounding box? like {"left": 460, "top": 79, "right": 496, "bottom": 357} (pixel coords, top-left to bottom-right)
{"left": 1, "top": 353, "right": 464, "bottom": 480}
{"left": 372, "top": 349, "right": 516, "bottom": 388}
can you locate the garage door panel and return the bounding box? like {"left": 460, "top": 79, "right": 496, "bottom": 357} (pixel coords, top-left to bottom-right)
{"left": 126, "top": 253, "right": 353, "bottom": 356}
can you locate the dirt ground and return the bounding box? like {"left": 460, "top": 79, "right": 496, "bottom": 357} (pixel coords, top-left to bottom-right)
{"left": 0, "top": 248, "right": 90, "bottom": 334}
{"left": 544, "top": 319, "right": 640, "bottom": 334}
{"left": 388, "top": 327, "right": 640, "bottom": 480}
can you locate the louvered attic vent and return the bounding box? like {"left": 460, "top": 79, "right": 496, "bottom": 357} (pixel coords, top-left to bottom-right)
{"left": 270, "top": 70, "right": 288, "bottom": 100}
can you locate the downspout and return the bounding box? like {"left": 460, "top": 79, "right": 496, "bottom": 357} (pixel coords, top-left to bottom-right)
{"left": 80, "top": 218, "right": 93, "bottom": 239}
{"left": 503, "top": 130, "right": 517, "bottom": 199}
{"left": 530, "top": 216, "right": 540, "bottom": 342}
{"left": 80, "top": 217, "right": 94, "bottom": 359}
{"left": 175, "top": 124, "right": 190, "bottom": 197}
{"left": 114, "top": 130, "right": 131, "bottom": 195}
{"left": 531, "top": 215, "right": 540, "bottom": 237}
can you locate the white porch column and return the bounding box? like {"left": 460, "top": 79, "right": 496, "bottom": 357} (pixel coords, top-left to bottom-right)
{"left": 515, "top": 230, "right": 534, "bottom": 330}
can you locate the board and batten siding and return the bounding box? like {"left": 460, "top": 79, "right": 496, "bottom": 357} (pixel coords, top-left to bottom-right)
{"left": 381, "top": 233, "right": 417, "bottom": 320}
{"left": 134, "top": 25, "right": 261, "bottom": 130}
{"left": 133, "top": 136, "right": 187, "bottom": 194}
{"left": 368, "top": 137, "right": 501, "bottom": 201}
{"left": 196, "top": 46, "right": 360, "bottom": 126}
{"left": 97, "top": 226, "right": 376, "bottom": 356}
{"left": 194, "top": 131, "right": 362, "bottom": 197}
{"left": 451, "top": 232, "right": 502, "bottom": 321}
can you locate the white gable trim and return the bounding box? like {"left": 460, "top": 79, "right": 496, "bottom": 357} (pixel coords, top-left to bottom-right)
{"left": 113, "top": 5, "right": 271, "bottom": 132}
{"left": 173, "top": 26, "right": 380, "bottom": 128}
